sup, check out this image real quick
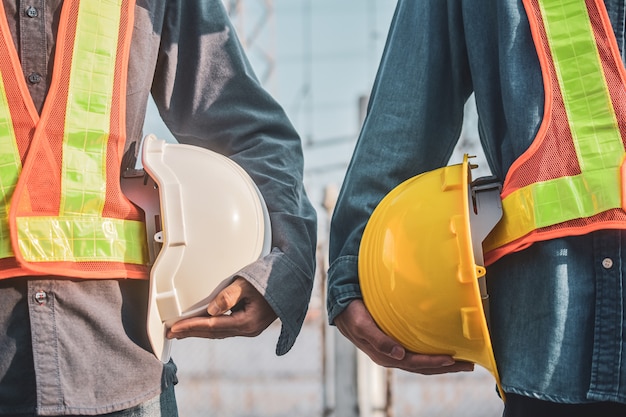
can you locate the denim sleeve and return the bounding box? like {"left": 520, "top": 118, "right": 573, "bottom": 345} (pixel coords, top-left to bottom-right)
{"left": 150, "top": 0, "right": 317, "bottom": 355}
{"left": 327, "top": 0, "right": 473, "bottom": 324}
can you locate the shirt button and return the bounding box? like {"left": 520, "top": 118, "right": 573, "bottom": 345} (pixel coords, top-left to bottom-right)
{"left": 25, "top": 6, "right": 38, "bottom": 18}
{"left": 27, "top": 72, "right": 42, "bottom": 84}
{"left": 34, "top": 290, "right": 48, "bottom": 305}
{"left": 602, "top": 258, "right": 614, "bottom": 269}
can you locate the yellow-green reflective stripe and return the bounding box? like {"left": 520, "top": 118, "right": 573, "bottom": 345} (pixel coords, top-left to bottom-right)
{"left": 61, "top": 0, "right": 122, "bottom": 216}
{"left": 17, "top": 1, "right": 148, "bottom": 266}
{"left": 496, "top": 0, "right": 623, "bottom": 245}
{"left": 498, "top": 169, "right": 620, "bottom": 236}
{"left": 16, "top": 216, "right": 146, "bottom": 263}
{"left": 0, "top": 70, "right": 22, "bottom": 259}
{"left": 540, "top": 0, "right": 623, "bottom": 172}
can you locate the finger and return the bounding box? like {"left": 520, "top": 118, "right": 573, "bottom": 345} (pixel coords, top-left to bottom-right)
{"left": 168, "top": 315, "right": 243, "bottom": 339}
{"left": 411, "top": 361, "right": 475, "bottom": 375}
{"left": 356, "top": 328, "right": 469, "bottom": 373}
{"left": 353, "top": 334, "right": 473, "bottom": 374}
{"left": 352, "top": 321, "right": 406, "bottom": 361}
{"left": 168, "top": 299, "right": 275, "bottom": 339}
{"left": 335, "top": 300, "right": 468, "bottom": 374}
{"left": 335, "top": 300, "right": 407, "bottom": 361}
{"left": 207, "top": 279, "right": 244, "bottom": 316}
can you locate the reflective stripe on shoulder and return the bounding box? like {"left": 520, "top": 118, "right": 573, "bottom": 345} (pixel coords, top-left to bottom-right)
{"left": 62, "top": 0, "right": 124, "bottom": 216}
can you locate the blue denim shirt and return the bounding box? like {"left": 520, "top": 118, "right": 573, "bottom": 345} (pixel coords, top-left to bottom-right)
{"left": 327, "top": 0, "right": 626, "bottom": 404}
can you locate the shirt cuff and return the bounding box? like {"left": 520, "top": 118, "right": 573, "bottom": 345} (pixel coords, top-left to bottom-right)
{"left": 238, "top": 248, "right": 313, "bottom": 356}
{"left": 326, "top": 255, "right": 363, "bottom": 324}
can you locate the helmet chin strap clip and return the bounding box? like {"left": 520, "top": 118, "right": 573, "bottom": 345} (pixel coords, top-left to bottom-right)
{"left": 468, "top": 174, "right": 502, "bottom": 329}
{"left": 121, "top": 163, "right": 162, "bottom": 266}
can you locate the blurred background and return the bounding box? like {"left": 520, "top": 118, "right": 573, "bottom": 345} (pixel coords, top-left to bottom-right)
{"left": 143, "top": 1, "right": 502, "bottom": 416}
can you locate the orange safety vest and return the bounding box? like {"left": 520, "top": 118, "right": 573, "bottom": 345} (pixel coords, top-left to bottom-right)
{"left": 0, "top": 0, "right": 149, "bottom": 280}
{"left": 483, "top": 0, "right": 626, "bottom": 265}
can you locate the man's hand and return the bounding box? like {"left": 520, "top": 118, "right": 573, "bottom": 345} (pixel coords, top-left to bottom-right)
{"left": 334, "top": 299, "right": 474, "bottom": 375}
{"left": 166, "top": 277, "right": 278, "bottom": 340}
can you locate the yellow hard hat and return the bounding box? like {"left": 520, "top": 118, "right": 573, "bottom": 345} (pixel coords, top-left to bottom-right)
{"left": 358, "top": 155, "right": 504, "bottom": 397}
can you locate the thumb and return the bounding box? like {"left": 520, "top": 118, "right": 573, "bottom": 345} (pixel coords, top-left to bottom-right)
{"left": 207, "top": 279, "right": 245, "bottom": 316}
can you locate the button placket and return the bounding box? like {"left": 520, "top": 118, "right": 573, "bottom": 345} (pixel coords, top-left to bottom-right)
{"left": 19, "top": 0, "right": 47, "bottom": 110}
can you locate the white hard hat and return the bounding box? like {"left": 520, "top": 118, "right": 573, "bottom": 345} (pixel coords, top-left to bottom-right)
{"left": 122, "top": 134, "right": 271, "bottom": 362}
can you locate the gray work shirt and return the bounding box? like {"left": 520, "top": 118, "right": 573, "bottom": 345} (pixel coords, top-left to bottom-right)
{"left": 0, "top": 1, "right": 317, "bottom": 415}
